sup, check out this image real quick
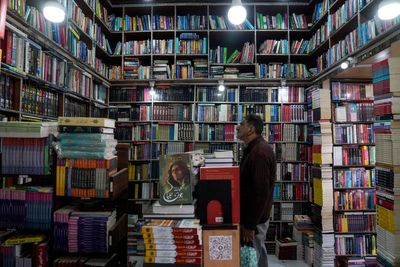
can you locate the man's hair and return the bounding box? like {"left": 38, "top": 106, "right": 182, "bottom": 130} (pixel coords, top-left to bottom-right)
{"left": 245, "top": 114, "right": 264, "bottom": 135}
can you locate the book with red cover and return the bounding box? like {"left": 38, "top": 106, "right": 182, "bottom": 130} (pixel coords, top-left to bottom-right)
{"left": 200, "top": 166, "right": 240, "bottom": 224}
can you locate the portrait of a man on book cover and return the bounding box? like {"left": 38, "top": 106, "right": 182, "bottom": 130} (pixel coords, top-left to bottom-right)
{"left": 159, "top": 154, "right": 193, "bottom": 205}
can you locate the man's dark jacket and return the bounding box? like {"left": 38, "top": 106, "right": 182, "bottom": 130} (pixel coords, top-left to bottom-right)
{"left": 240, "top": 136, "right": 276, "bottom": 230}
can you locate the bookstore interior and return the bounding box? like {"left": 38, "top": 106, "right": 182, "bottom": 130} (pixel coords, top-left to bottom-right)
{"left": 0, "top": 0, "right": 400, "bottom": 266}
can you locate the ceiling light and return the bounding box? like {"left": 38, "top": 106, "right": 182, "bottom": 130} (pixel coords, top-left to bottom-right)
{"left": 218, "top": 80, "right": 225, "bottom": 92}
{"left": 340, "top": 57, "right": 353, "bottom": 70}
{"left": 378, "top": 0, "right": 400, "bottom": 20}
{"left": 43, "top": 1, "right": 66, "bottom": 23}
{"left": 228, "top": 0, "right": 247, "bottom": 25}
{"left": 340, "top": 61, "right": 349, "bottom": 70}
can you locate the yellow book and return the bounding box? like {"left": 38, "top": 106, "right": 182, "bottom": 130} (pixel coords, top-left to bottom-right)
{"left": 313, "top": 178, "right": 322, "bottom": 206}
{"left": 58, "top": 117, "right": 115, "bottom": 128}
{"left": 341, "top": 217, "right": 348, "bottom": 232}
{"left": 56, "top": 166, "right": 60, "bottom": 196}
{"left": 5, "top": 235, "right": 45, "bottom": 245}
{"left": 60, "top": 166, "right": 66, "bottom": 196}
{"left": 134, "top": 184, "right": 139, "bottom": 199}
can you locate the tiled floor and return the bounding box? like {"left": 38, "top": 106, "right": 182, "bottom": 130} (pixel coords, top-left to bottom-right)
{"left": 267, "top": 255, "right": 309, "bottom": 267}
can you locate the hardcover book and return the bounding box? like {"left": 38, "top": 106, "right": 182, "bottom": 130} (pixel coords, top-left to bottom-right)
{"left": 159, "top": 154, "right": 193, "bottom": 205}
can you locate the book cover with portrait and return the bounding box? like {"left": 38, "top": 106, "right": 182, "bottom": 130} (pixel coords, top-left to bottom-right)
{"left": 159, "top": 153, "right": 193, "bottom": 205}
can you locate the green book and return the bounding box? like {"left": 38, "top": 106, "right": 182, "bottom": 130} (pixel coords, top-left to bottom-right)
{"left": 223, "top": 47, "right": 228, "bottom": 64}
{"left": 226, "top": 50, "right": 239, "bottom": 64}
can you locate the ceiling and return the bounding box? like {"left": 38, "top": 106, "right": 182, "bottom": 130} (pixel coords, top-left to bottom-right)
{"left": 110, "top": 0, "right": 309, "bottom": 4}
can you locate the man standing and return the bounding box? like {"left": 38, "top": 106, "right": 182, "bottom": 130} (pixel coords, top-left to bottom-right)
{"left": 237, "top": 114, "right": 276, "bottom": 267}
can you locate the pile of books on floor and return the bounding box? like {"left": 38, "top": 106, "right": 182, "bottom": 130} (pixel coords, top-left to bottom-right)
{"left": 141, "top": 219, "right": 202, "bottom": 265}
{"left": 306, "top": 86, "right": 335, "bottom": 267}
{"left": 373, "top": 56, "right": 400, "bottom": 267}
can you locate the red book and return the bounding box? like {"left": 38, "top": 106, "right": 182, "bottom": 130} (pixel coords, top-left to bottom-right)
{"left": 200, "top": 166, "right": 240, "bottom": 224}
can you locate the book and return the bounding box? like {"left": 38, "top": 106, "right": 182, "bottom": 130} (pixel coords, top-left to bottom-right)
{"left": 199, "top": 166, "right": 240, "bottom": 224}
{"left": 59, "top": 126, "right": 114, "bottom": 134}
{"left": 0, "top": 121, "right": 58, "bottom": 138}
{"left": 159, "top": 154, "right": 193, "bottom": 205}
{"left": 58, "top": 117, "right": 115, "bottom": 128}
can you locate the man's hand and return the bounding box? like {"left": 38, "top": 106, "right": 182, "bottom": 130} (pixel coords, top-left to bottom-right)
{"left": 242, "top": 228, "right": 255, "bottom": 243}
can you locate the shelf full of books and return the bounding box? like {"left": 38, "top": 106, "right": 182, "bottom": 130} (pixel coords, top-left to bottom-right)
{"left": 373, "top": 50, "right": 400, "bottom": 267}
{"left": 0, "top": 22, "right": 110, "bottom": 120}
{"left": 7, "top": 0, "right": 116, "bottom": 84}
{"left": 331, "top": 80, "right": 377, "bottom": 265}
{"left": 109, "top": 83, "right": 312, "bottom": 255}
{"left": 7, "top": 0, "right": 400, "bottom": 85}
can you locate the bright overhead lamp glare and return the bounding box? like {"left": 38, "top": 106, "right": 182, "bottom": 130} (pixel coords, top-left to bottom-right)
{"left": 340, "top": 57, "right": 353, "bottom": 70}
{"left": 228, "top": 0, "right": 247, "bottom": 25}
{"left": 218, "top": 80, "right": 225, "bottom": 92}
{"left": 43, "top": 1, "right": 65, "bottom": 23}
{"left": 378, "top": 0, "right": 400, "bottom": 20}
{"left": 340, "top": 61, "right": 349, "bottom": 70}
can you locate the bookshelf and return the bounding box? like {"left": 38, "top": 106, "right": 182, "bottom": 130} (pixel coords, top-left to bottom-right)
{"left": 2, "top": 0, "right": 114, "bottom": 121}
{"left": 330, "top": 80, "right": 377, "bottom": 265}
{"left": 2, "top": 0, "right": 400, "bottom": 92}
{"left": 109, "top": 83, "right": 311, "bottom": 255}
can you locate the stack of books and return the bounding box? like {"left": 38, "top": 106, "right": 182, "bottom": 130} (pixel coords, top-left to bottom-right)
{"left": 55, "top": 117, "right": 118, "bottom": 198}
{"left": 0, "top": 121, "right": 58, "bottom": 175}
{"left": 141, "top": 219, "right": 202, "bottom": 265}
{"left": 0, "top": 234, "right": 47, "bottom": 266}
{"left": 373, "top": 56, "right": 400, "bottom": 267}
{"left": 204, "top": 150, "right": 234, "bottom": 167}
{"left": 127, "top": 215, "right": 146, "bottom": 266}
{"left": 306, "top": 85, "right": 335, "bottom": 266}
{"left": 53, "top": 206, "right": 117, "bottom": 254}
{"left": 293, "top": 215, "right": 314, "bottom": 261}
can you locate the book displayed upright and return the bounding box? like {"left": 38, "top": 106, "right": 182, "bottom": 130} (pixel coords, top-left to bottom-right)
{"left": 158, "top": 153, "right": 193, "bottom": 205}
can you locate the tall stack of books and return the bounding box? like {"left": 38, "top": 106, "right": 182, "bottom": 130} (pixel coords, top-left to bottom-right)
{"left": 53, "top": 117, "right": 121, "bottom": 257}
{"left": 373, "top": 56, "right": 400, "bottom": 267}
{"left": 306, "top": 84, "right": 335, "bottom": 266}
{"left": 55, "top": 117, "right": 118, "bottom": 198}
{"left": 141, "top": 219, "right": 202, "bottom": 265}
